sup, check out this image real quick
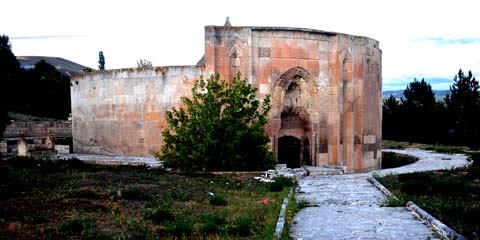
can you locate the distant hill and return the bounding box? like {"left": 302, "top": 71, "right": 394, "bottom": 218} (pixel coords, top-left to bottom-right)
{"left": 17, "top": 56, "right": 92, "bottom": 76}
{"left": 383, "top": 90, "right": 450, "bottom": 101}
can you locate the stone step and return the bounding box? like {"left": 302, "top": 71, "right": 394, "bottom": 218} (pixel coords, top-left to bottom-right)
{"left": 304, "top": 165, "right": 346, "bottom": 175}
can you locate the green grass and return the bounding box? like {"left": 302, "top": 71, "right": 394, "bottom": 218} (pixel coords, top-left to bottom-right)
{"left": 380, "top": 195, "right": 405, "bottom": 207}
{"left": 280, "top": 195, "right": 309, "bottom": 240}
{"left": 7, "top": 111, "right": 56, "bottom": 121}
{"left": 376, "top": 157, "right": 480, "bottom": 237}
{"left": 0, "top": 157, "right": 289, "bottom": 239}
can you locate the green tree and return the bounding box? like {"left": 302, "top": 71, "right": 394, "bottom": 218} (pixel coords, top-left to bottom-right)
{"left": 398, "top": 78, "right": 440, "bottom": 143}
{"left": 98, "top": 51, "right": 105, "bottom": 70}
{"left": 24, "top": 60, "right": 71, "bottom": 119}
{"left": 136, "top": 59, "right": 153, "bottom": 68}
{"left": 0, "top": 35, "right": 22, "bottom": 136}
{"left": 160, "top": 73, "right": 274, "bottom": 172}
{"left": 382, "top": 95, "right": 401, "bottom": 140}
{"left": 401, "top": 78, "right": 436, "bottom": 111}
{"left": 445, "top": 69, "right": 480, "bottom": 147}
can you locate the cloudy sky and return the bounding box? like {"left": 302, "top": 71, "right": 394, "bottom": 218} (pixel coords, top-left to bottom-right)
{"left": 2, "top": 0, "right": 479, "bottom": 90}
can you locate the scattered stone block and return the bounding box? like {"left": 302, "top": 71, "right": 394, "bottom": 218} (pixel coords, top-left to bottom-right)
{"left": 17, "top": 134, "right": 28, "bottom": 157}
{"left": 55, "top": 145, "right": 70, "bottom": 154}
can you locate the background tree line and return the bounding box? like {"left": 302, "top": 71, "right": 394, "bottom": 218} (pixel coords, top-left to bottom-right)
{"left": 383, "top": 70, "right": 480, "bottom": 148}
{"left": 0, "top": 35, "right": 71, "bottom": 135}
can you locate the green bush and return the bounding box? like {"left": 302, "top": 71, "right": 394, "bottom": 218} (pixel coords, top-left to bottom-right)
{"left": 73, "top": 189, "right": 101, "bottom": 199}
{"left": 398, "top": 172, "right": 433, "bottom": 183}
{"left": 400, "top": 179, "right": 432, "bottom": 195}
{"left": 433, "top": 145, "right": 467, "bottom": 154}
{"left": 269, "top": 181, "right": 284, "bottom": 192}
{"left": 381, "top": 196, "right": 405, "bottom": 207}
{"left": 159, "top": 74, "right": 274, "bottom": 172}
{"left": 471, "top": 153, "right": 480, "bottom": 167}
{"left": 62, "top": 158, "right": 89, "bottom": 170}
{"left": 228, "top": 216, "right": 254, "bottom": 236}
{"left": 295, "top": 200, "right": 310, "bottom": 210}
{"left": 122, "top": 187, "right": 151, "bottom": 200}
{"left": 200, "top": 213, "right": 227, "bottom": 234}
{"left": 431, "top": 176, "right": 468, "bottom": 196}
{"left": 144, "top": 206, "right": 174, "bottom": 224}
{"left": 164, "top": 219, "right": 194, "bottom": 237}
{"left": 59, "top": 218, "right": 95, "bottom": 235}
{"left": 209, "top": 195, "right": 227, "bottom": 206}
{"left": 269, "top": 176, "right": 295, "bottom": 192}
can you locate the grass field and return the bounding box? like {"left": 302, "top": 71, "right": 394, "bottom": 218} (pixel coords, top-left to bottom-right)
{"left": 0, "top": 157, "right": 292, "bottom": 239}
{"left": 376, "top": 153, "right": 480, "bottom": 238}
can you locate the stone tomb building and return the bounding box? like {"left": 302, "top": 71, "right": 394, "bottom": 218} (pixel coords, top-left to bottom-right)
{"left": 71, "top": 21, "right": 382, "bottom": 173}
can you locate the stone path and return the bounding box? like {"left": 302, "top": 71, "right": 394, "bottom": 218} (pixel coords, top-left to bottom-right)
{"left": 290, "top": 149, "right": 470, "bottom": 240}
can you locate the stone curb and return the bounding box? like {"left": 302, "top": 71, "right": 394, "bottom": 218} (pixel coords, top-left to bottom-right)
{"left": 274, "top": 187, "right": 294, "bottom": 239}
{"left": 369, "top": 174, "right": 467, "bottom": 240}
{"left": 406, "top": 201, "right": 467, "bottom": 240}
{"left": 367, "top": 176, "right": 398, "bottom": 200}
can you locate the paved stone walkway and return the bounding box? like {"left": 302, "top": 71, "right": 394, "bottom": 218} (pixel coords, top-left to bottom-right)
{"left": 290, "top": 149, "right": 470, "bottom": 240}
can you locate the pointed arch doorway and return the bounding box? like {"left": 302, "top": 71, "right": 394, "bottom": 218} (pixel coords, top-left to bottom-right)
{"left": 271, "top": 66, "right": 317, "bottom": 168}
{"left": 278, "top": 136, "right": 301, "bottom": 168}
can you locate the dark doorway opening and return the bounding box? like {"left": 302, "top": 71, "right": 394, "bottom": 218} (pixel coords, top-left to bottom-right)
{"left": 278, "top": 136, "right": 301, "bottom": 168}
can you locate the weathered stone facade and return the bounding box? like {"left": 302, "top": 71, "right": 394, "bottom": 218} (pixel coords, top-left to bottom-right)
{"left": 71, "top": 22, "right": 382, "bottom": 173}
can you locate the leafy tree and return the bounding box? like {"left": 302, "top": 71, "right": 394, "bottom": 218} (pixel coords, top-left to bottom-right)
{"left": 445, "top": 69, "right": 480, "bottom": 147}
{"left": 383, "top": 95, "right": 400, "bottom": 115}
{"left": 23, "top": 60, "right": 71, "bottom": 119}
{"left": 0, "top": 35, "right": 22, "bottom": 136}
{"left": 396, "top": 79, "right": 438, "bottom": 142}
{"left": 382, "top": 95, "right": 401, "bottom": 140}
{"left": 383, "top": 78, "right": 447, "bottom": 143}
{"left": 0, "top": 35, "right": 20, "bottom": 75}
{"left": 136, "top": 59, "right": 153, "bottom": 68}
{"left": 98, "top": 51, "right": 105, "bottom": 70}
{"left": 401, "top": 78, "right": 436, "bottom": 111}
{"left": 0, "top": 35, "right": 71, "bottom": 124}
{"left": 160, "top": 73, "right": 274, "bottom": 172}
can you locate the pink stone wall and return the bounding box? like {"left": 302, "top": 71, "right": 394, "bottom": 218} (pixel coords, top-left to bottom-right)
{"left": 71, "top": 66, "right": 203, "bottom": 156}
{"left": 72, "top": 25, "right": 382, "bottom": 172}
{"left": 204, "top": 26, "right": 382, "bottom": 172}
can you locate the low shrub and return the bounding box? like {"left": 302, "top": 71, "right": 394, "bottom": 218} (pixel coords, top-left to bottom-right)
{"left": 144, "top": 205, "right": 174, "bottom": 224}
{"left": 59, "top": 218, "right": 95, "bottom": 235}
{"left": 73, "top": 189, "right": 101, "bottom": 199}
{"left": 431, "top": 176, "right": 468, "bottom": 196}
{"left": 121, "top": 187, "right": 151, "bottom": 201}
{"left": 398, "top": 172, "right": 433, "bottom": 183}
{"left": 209, "top": 195, "right": 227, "bottom": 206}
{"left": 381, "top": 196, "right": 405, "bottom": 207}
{"left": 164, "top": 219, "right": 194, "bottom": 237}
{"left": 470, "top": 153, "right": 480, "bottom": 167}
{"left": 62, "top": 158, "right": 89, "bottom": 170}
{"left": 228, "top": 216, "right": 254, "bottom": 236}
{"left": 400, "top": 179, "right": 432, "bottom": 195}
{"left": 200, "top": 213, "right": 227, "bottom": 234}
{"left": 294, "top": 200, "right": 310, "bottom": 211}
{"left": 433, "top": 146, "right": 467, "bottom": 154}
{"left": 7, "top": 156, "right": 38, "bottom": 169}
{"left": 269, "top": 176, "right": 295, "bottom": 192}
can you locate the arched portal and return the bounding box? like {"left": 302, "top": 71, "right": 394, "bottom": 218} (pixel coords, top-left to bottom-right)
{"left": 270, "top": 66, "right": 318, "bottom": 167}
{"left": 278, "top": 136, "right": 301, "bottom": 168}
